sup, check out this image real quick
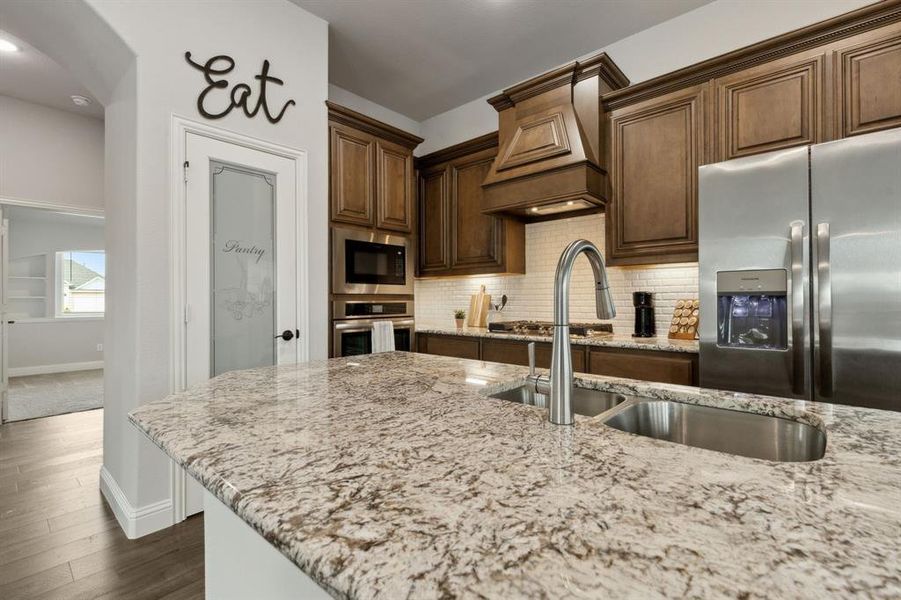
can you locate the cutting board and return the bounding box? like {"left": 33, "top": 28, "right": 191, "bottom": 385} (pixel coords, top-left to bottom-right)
{"left": 467, "top": 285, "right": 491, "bottom": 328}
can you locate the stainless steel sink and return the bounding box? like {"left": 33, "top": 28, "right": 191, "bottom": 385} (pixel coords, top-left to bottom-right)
{"left": 488, "top": 384, "right": 626, "bottom": 418}
{"left": 601, "top": 399, "right": 826, "bottom": 462}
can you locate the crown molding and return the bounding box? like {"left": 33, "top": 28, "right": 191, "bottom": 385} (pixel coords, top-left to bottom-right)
{"left": 326, "top": 101, "right": 423, "bottom": 148}
{"left": 488, "top": 52, "right": 628, "bottom": 111}
{"left": 415, "top": 131, "right": 499, "bottom": 169}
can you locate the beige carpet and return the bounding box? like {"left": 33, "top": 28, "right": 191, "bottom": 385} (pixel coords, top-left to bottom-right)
{"left": 7, "top": 369, "right": 104, "bottom": 422}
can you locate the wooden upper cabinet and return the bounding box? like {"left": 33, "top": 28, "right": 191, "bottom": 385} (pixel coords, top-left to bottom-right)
{"left": 330, "top": 124, "right": 375, "bottom": 227}
{"left": 451, "top": 149, "right": 502, "bottom": 270}
{"left": 833, "top": 22, "right": 901, "bottom": 138}
{"left": 416, "top": 133, "right": 525, "bottom": 277}
{"left": 327, "top": 102, "right": 422, "bottom": 232}
{"left": 714, "top": 51, "right": 825, "bottom": 161}
{"left": 607, "top": 84, "right": 706, "bottom": 265}
{"left": 418, "top": 167, "right": 450, "bottom": 273}
{"left": 376, "top": 139, "right": 414, "bottom": 232}
{"left": 598, "top": 2, "right": 901, "bottom": 266}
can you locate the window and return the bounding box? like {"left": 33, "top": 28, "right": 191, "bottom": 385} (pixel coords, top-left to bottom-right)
{"left": 56, "top": 251, "right": 105, "bottom": 316}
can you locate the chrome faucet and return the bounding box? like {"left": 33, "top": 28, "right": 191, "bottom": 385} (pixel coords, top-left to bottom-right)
{"left": 528, "top": 239, "right": 616, "bottom": 425}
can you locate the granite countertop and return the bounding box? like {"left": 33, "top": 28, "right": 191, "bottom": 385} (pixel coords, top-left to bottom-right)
{"left": 415, "top": 320, "right": 699, "bottom": 354}
{"left": 130, "top": 352, "right": 901, "bottom": 599}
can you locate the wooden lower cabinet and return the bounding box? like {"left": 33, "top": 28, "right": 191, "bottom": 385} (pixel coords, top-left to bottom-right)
{"left": 587, "top": 348, "right": 697, "bottom": 386}
{"left": 481, "top": 339, "right": 586, "bottom": 373}
{"left": 416, "top": 333, "right": 480, "bottom": 360}
{"left": 416, "top": 333, "right": 698, "bottom": 386}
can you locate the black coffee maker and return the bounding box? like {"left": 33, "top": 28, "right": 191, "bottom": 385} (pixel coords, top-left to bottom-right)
{"left": 633, "top": 291, "right": 656, "bottom": 338}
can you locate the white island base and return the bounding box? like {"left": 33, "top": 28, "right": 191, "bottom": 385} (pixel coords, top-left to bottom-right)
{"left": 204, "top": 490, "right": 332, "bottom": 599}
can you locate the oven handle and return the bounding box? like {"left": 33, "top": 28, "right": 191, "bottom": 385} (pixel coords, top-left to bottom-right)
{"left": 334, "top": 318, "right": 415, "bottom": 332}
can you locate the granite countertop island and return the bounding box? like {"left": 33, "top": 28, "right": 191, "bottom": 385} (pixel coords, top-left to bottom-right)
{"left": 415, "top": 320, "right": 699, "bottom": 354}
{"left": 130, "top": 352, "right": 901, "bottom": 599}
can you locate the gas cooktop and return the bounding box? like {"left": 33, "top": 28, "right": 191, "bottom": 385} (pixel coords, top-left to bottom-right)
{"left": 487, "top": 320, "right": 613, "bottom": 338}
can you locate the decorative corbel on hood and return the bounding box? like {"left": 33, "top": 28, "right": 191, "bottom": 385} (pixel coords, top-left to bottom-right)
{"left": 481, "top": 52, "right": 628, "bottom": 220}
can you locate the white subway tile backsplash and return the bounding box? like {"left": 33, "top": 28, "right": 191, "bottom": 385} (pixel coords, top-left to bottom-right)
{"left": 414, "top": 213, "right": 699, "bottom": 335}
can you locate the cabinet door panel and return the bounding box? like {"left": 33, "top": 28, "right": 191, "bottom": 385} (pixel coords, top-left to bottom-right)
{"left": 481, "top": 339, "right": 586, "bottom": 373}
{"left": 715, "top": 54, "right": 824, "bottom": 160}
{"left": 418, "top": 334, "right": 480, "bottom": 360}
{"left": 418, "top": 168, "right": 450, "bottom": 273}
{"left": 587, "top": 349, "right": 695, "bottom": 386}
{"left": 451, "top": 153, "right": 501, "bottom": 270}
{"left": 330, "top": 124, "right": 374, "bottom": 226}
{"left": 609, "top": 85, "right": 705, "bottom": 264}
{"left": 376, "top": 140, "right": 414, "bottom": 232}
{"left": 835, "top": 25, "right": 901, "bottom": 137}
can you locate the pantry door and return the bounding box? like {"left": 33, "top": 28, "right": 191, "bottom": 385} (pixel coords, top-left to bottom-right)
{"left": 183, "top": 132, "right": 302, "bottom": 515}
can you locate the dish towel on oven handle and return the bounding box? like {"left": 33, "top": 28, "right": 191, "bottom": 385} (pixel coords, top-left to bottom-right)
{"left": 371, "top": 320, "right": 395, "bottom": 353}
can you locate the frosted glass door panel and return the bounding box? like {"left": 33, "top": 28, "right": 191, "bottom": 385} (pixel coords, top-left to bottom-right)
{"left": 210, "top": 161, "right": 276, "bottom": 376}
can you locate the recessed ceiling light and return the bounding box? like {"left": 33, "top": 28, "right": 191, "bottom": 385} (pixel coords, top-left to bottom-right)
{"left": 0, "top": 39, "right": 19, "bottom": 53}
{"left": 70, "top": 95, "right": 93, "bottom": 107}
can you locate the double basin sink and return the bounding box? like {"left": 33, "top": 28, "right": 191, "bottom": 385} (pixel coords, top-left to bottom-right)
{"left": 488, "top": 384, "right": 826, "bottom": 462}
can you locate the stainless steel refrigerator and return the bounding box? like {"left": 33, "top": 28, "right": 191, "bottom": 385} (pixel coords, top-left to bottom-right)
{"left": 699, "top": 128, "right": 901, "bottom": 411}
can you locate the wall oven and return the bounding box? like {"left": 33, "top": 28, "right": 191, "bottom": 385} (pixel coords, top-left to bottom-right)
{"left": 331, "top": 227, "right": 414, "bottom": 295}
{"left": 332, "top": 300, "right": 414, "bottom": 357}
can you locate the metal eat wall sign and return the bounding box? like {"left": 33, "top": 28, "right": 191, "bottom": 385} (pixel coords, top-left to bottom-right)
{"left": 184, "top": 51, "right": 296, "bottom": 124}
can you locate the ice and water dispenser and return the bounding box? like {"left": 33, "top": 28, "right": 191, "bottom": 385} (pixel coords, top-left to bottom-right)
{"left": 716, "top": 269, "right": 788, "bottom": 350}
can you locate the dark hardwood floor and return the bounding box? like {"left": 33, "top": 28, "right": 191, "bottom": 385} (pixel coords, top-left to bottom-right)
{"left": 0, "top": 409, "right": 204, "bottom": 599}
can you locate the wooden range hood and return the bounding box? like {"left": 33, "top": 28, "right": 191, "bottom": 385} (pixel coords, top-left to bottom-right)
{"left": 481, "top": 52, "right": 628, "bottom": 220}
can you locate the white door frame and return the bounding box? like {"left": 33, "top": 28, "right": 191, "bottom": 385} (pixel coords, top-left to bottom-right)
{"left": 169, "top": 115, "right": 310, "bottom": 522}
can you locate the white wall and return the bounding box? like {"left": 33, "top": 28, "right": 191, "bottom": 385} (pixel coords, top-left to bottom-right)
{"left": 80, "top": 0, "right": 329, "bottom": 534}
{"left": 8, "top": 320, "right": 103, "bottom": 373}
{"left": 415, "top": 213, "right": 698, "bottom": 336}
{"left": 328, "top": 84, "right": 421, "bottom": 137}
{"left": 0, "top": 95, "right": 104, "bottom": 210}
{"left": 417, "top": 0, "right": 874, "bottom": 155}
{"left": 4, "top": 206, "right": 105, "bottom": 372}
{"left": 6, "top": 206, "right": 104, "bottom": 259}
{"left": 0, "top": 95, "right": 105, "bottom": 374}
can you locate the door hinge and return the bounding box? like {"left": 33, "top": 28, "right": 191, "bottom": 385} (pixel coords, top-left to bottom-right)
{"left": 184, "top": 304, "right": 191, "bottom": 324}
{"left": 183, "top": 160, "right": 190, "bottom": 183}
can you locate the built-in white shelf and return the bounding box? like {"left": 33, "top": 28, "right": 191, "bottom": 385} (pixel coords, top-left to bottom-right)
{"left": 8, "top": 254, "right": 50, "bottom": 318}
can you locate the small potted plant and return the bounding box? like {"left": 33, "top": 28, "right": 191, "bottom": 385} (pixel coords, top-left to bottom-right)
{"left": 454, "top": 309, "right": 466, "bottom": 329}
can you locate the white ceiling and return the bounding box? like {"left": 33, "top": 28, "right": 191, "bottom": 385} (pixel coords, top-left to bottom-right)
{"left": 0, "top": 29, "right": 103, "bottom": 119}
{"left": 294, "top": 0, "right": 713, "bottom": 121}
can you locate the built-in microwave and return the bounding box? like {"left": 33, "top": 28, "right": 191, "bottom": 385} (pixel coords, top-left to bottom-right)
{"left": 331, "top": 227, "right": 413, "bottom": 295}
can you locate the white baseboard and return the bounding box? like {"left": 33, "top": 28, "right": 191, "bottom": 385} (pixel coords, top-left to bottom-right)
{"left": 9, "top": 360, "right": 104, "bottom": 377}
{"left": 99, "top": 465, "right": 173, "bottom": 539}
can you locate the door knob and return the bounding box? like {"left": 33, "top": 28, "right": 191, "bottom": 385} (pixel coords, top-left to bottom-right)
{"left": 275, "top": 329, "right": 294, "bottom": 341}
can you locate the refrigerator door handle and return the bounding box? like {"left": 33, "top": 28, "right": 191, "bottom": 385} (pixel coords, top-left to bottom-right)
{"left": 816, "top": 223, "right": 833, "bottom": 397}
{"left": 790, "top": 221, "right": 806, "bottom": 395}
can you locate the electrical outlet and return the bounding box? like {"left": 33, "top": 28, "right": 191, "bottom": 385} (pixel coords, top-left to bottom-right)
{"left": 96, "top": 343, "right": 103, "bottom": 352}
